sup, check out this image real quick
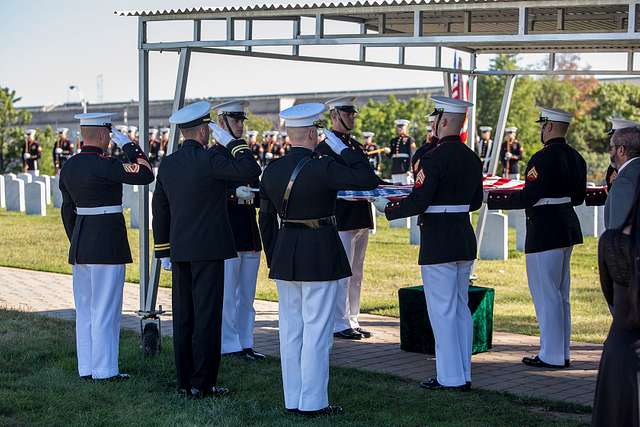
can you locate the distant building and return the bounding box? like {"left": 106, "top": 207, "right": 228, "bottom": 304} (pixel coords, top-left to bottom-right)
{"left": 19, "top": 86, "right": 443, "bottom": 136}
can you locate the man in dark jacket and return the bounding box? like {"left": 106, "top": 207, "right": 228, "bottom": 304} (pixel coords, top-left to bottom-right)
{"left": 487, "top": 107, "right": 587, "bottom": 369}
{"left": 60, "top": 112, "right": 154, "bottom": 380}
{"left": 259, "top": 103, "right": 378, "bottom": 416}
{"left": 152, "top": 101, "right": 261, "bottom": 398}
{"left": 375, "top": 96, "right": 483, "bottom": 391}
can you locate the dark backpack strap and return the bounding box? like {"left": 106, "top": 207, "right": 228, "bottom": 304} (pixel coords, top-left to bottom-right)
{"left": 281, "top": 156, "right": 312, "bottom": 220}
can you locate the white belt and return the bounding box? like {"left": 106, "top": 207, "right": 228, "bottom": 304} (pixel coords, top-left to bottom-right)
{"left": 533, "top": 197, "right": 571, "bottom": 207}
{"left": 76, "top": 205, "right": 123, "bottom": 215}
{"left": 392, "top": 153, "right": 410, "bottom": 159}
{"left": 237, "top": 199, "right": 254, "bottom": 206}
{"left": 425, "top": 205, "right": 470, "bottom": 214}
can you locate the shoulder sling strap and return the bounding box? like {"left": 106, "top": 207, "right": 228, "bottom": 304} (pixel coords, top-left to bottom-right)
{"left": 281, "top": 156, "right": 312, "bottom": 220}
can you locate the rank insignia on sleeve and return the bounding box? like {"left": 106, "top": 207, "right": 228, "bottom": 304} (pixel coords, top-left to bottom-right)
{"left": 415, "top": 169, "right": 425, "bottom": 188}
{"left": 123, "top": 163, "right": 140, "bottom": 173}
{"left": 136, "top": 158, "right": 152, "bottom": 171}
{"left": 413, "top": 159, "right": 421, "bottom": 173}
{"left": 527, "top": 167, "right": 538, "bottom": 182}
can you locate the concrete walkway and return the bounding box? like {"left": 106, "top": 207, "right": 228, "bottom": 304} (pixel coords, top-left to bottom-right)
{"left": 0, "top": 266, "right": 601, "bottom": 407}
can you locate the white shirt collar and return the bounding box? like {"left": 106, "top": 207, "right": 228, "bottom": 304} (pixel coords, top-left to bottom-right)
{"left": 618, "top": 156, "right": 640, "bottom": 174}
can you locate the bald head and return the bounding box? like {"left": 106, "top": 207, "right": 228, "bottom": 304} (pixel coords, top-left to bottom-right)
{"left": 540, "top": 121, "right": 569, "bottom": 143}
{"left": 436, "top": 113, "right": 466, "bottom": 138}
{"left": 180, "top": 123, "right": 209, "bottom": 146}
{"left": 287, "top": 126, "right": 318, "bottom": 150}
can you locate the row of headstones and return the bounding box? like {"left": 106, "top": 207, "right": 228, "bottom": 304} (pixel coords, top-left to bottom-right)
{"left": 1, "top": 172, "right": 57, "bottom": 216}
{"left": 383, "top": 204, "right": 605, "bottom": 260}
{"left": 1, "top": 172, "right": 156, "bottom": 230}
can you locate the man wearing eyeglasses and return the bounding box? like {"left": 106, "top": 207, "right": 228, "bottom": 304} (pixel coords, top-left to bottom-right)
{"left": 604, "top": 119, "right": 640, "bottom": 230}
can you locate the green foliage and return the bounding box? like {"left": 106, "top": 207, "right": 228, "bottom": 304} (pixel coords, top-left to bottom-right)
{"left": 245, "top": 111, "right": 275, "bottom": 141}
{"left": 0, "top": 87, "right": 32, "bottom": 173}
{"left": 353, "top": 95, "right": 434, "bottom": 176}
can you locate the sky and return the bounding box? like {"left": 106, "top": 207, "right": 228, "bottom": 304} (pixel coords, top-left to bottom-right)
{"left": 0, "top": 0, "right": 634, "bottom": 108}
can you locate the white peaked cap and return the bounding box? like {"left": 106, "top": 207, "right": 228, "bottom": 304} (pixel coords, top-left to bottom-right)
{"left": 479, "top": 126, "right": 492, "bottom": 132}
{"left": 426, "top": 125, "right": 433, "bottom": 131}
{"left": 169, "top": 100, "right": 212, "bottom": 127}
{"left": 74, "top": 113, "right": 115, "bottom": 127}
{"left": 505, "top": 127, "right": 518, "bottom": 133}
{"left": 280, "top": 103, "right": 326, "bottom": 128}
{"left": 246, "top": 130, "right": 258, "bottom": 137}
{"left": 116, "top": 125, "right": 128, "bottom": 133}
{"left": 362, "top": 131, "right": 375, "bottom": 138}
{"left": 395, "top": 119, "right": 410, "bottom": 126}
{"left": 212, "top": 100, "right": 249, "bottom": 115}
{"left": 128, "top": 126, "right": 138, "bottom": 133}
{"left": 431, "top": 95, "right": 473, "bottom": 114}
{"left": 325, "top": 96, "right": 357, "bottom": 111}
{"left": 148, "top": 128, "right": 158, "bottom": 134}
{"left": 610, "top": 117, "right": 640, "bottom": 131}
{"left": 537, "top": 107, "right": 572, "bottom": 124}
{"left": 57, "top": 127, "right": 69, "bottom": 134}
{"left": 25, "top": 129, "right": 37, "bottom": 136}
{"left": 160, "top": 127, "right": 170, "bottom": 133}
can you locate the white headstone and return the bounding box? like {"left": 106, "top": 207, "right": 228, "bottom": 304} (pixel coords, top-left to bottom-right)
{"left": 597, "top": 205, "right": 605, "bottom": 237}
{"left": 389, "top": 217, "right": 410, "bottom": 229}
{"left": 122, "top": 185, "right": 138, "bottom": 210}
{"left": 32, "top": 175, "right": 51, "bottom": 205}
{"left": 508, "top": 210, "right": 526, "bottom": 251}
{"left": 50, "top": 175, "right": 63, "bottom": 208}
{"left": 479, "top": 211, "right": 508, "bottom": 260}
{"left": 130, "top": 191, "right": 153, "bottom": 230}
{"left": 17, "top": 173, "right": 33, "bottom": 184}
{"left": 409, "top": 215, "right": 420, "bottom": 245}
{"left": 25, "top": 181, "right": 46, "bottom": 216}
{"left": 6, "top": 177, "right": 25, "bottom": 212}
{"left": 575, "top": 203, "right": 597, "bottom": 238}
{"left": 0, "top": 175, "right": 6, "bottom": 209}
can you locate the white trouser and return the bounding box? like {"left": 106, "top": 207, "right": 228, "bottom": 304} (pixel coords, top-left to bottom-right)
{"left": 421, "top": 261, "right": 473, "bottom": 387}
{"left": 221, "top": 251, "right": 261, "bottom": 353}
{"left": 525, "top": 247, "right": 573, "bottom": 365}
{"left": 334, "top": 229, "right": 369, "bottom": 332}
{"left": 72, "top": 264, "right": 125, "bottom": 379}
{"left": 276, "top": 280, "right": 338, "bottom": 411}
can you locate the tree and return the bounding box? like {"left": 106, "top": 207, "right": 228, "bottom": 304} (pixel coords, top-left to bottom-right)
{"left": 245, "top": 111, "right": 274, "bottom": 142}
{"left": 0, "top": 87, "right": 32, "bottom": 172}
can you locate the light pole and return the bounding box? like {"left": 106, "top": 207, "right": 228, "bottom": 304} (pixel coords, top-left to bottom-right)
{"left": 68, "top": 85, "right": 87, "bottom": 113}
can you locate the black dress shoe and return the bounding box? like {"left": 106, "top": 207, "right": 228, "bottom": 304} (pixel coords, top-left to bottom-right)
{"left": 299, "top": 405, "right": 344, "bottom": 417}
{"left": 285, "top": 408, "right": 300, "bottom": 415}
{"left": 333, "top": 328, "right": 363, "bottom": 340}
{"left": 80, "top": 375, "right": 92, "bottom": 380}
{"left": 243, "top": 348, "right": 266, "bottom": 361}
{"left": 355, "top": 327, "right": 372, "bottom": 338}
{"left": 419, "top": 378, "right": 470, "bottom": 391}
{"left": 522, "top": 355, "right": 566, "bottom": 369}
{"left": 564, "top": 359, "right": 571, "bottom": 368}
{"left": 189, "top": 386, "right": 230, "bottom": 399}
{"left": 222, "top": 351, "right": 245, "bottom": 358}
{"left": 96, "top": 373, "right": 131, "bottom": 382}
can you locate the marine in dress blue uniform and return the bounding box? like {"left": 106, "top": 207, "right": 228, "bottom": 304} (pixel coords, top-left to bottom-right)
{"left": 375, "top": 96, "right": 483, "bottom": 390}
{"left": 259, "top": 103, "right": 378, "bottom": 416}
{"left": 486, "top": 107, "right": 587, "bottom": 368}
{"left": 60, "top": 112, "right": 154, "bottom": 380}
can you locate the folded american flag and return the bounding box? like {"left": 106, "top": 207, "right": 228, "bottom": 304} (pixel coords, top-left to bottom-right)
{"left": 337, "top": 175, "right": 526, "bottom": 201}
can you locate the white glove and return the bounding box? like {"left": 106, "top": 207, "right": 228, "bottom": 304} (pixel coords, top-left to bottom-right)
{"left": 265, "top": 152, "right": 273, "bottom": 160}
{"left": 55, "top": 147, "right": 63, "bottom": 154}
{"left": 373, "top": 197, "right": 390, "bottom": 213}
{"left": 158, "top": 150, "right": 165, "bottom": 156}
{"left": 383, "top": 147, "right": 391, "bottom": 154}
{"left": 160, "top": 257, "right": 171, "bottom": 271}
{"left": 111, "top": 128, "right": 131, "bottom": 148}
{"left": 208, "top": 123, "right": 234, "bottom": 147}
{"left": 323, "top": 129, "right": 348, "bottom": 155}
{"left": 236, "top": 186, "right": 255, "bottom": 201}
{"left": 504, "top": 152, "right": 513, "bottom": 160}
{"left": 23, "top": 153, "right": 31, "bottom": 160}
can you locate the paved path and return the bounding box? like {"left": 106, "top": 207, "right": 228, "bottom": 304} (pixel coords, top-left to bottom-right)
{"left": 0, "top": 266, "right": 601, "bottom": 407}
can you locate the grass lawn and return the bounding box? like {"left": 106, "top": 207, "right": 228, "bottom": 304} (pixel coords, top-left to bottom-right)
{"left": 0, "top": 208, "right": 610, "bottom": 343}
{"left": 0, "top": 309, "right": 590, "bottom": 426}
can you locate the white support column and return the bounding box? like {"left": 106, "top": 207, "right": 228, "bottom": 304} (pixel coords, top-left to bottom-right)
{"left": 292, "top": 18, "right": 300, "bottom": 56}
{"left": 138, "top": 18, "right": 150, "bottom": 312}
{"left": 193, "top": 20, "right": 202, "bottom": 42}
{"left": 467, "top": 54, "right": 478, "bottom": 152}
{"left": 413, "top": 10, "right": 423, "bottom": 37}
{"left": 245, "top": 19, "right": 253, "bottom": 53}
{"left": 315, "top": 13, "right": 324, "bottom": 38}
{"left": 442, "top": 72, "right": 451, "bottom": 96}
{"left": 629, "top": 3, "right": 637, "bottom": 34}
{"left": 474, "top": 75, "right": 516, "bottom": 273}
{"left": 226, "top": 17, "right": 235, "bottom": 41}
{"left": 359, "top": 23, "right": 367, "bottom": 61}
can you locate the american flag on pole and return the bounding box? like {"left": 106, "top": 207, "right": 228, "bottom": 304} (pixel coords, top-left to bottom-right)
{"left": 451, "top": 53, "right": 469, "bottom": 144}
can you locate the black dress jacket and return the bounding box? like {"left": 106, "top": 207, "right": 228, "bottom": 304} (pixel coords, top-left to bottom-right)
{"left": 487, "top": 138, "right": 586, "bottom": 253}
{"left": 259, "top": 146, "right": 379, "bottom": 282}
{"left": 152, "top": 139, "right": 261, "bottom": 262}
{"left": 315, "top": 131, "right": 382, "bottom": 231}
{"left": 385, "top": 135, "right": 484, "bottom": 265}
{"left": 60, "top": 143, "right": 155, "bottom": 264}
